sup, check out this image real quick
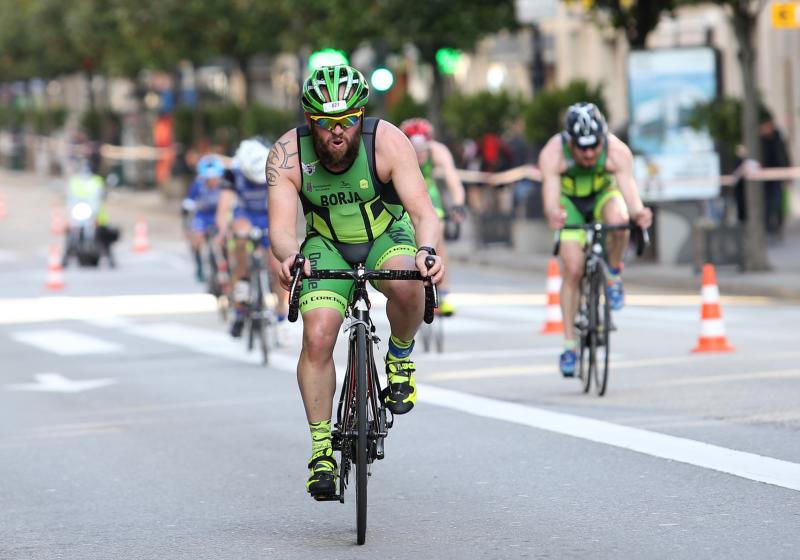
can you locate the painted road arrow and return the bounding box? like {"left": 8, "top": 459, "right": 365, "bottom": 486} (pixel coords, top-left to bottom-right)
{"left": 6, "top": 373, "right": 116, "bottom": 393}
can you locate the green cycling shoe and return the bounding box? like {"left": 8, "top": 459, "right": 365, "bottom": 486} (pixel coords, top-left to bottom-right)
{"left": 382, "top": 353, "right": 417, "bottom": 415}
{"left": 306, "top": 447, "right": 337, "bottom": 498}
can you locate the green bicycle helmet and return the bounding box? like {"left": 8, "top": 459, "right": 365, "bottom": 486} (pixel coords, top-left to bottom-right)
{"left": 301, "top": 64, "right": 369, "bottom": 114}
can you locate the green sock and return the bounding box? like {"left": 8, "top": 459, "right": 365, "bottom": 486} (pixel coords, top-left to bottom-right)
{"left": 564, "top": 340, "right": 577, "bottom": 351}
{"left": 309, "top": 419, "right": 332, "bottom": 457}
{"left": 388, "top": 335, "right": 414, "bottom": 361}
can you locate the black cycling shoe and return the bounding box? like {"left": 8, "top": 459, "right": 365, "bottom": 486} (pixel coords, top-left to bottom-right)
{"left": 306, "top": 448, "right": 337, "bottom": 498}
{"left": 382, "top": 354, "right": 417, "bottom": 415}
{"left": 229, "top": 317, "right": 244, "bottom": 338}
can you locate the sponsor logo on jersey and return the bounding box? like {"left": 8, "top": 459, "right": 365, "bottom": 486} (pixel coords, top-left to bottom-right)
{"left": 359, "top": 179, "right": 369, "bottom": 189}
{"left": 302, "top": 162, "right": 316, "bottom": 176}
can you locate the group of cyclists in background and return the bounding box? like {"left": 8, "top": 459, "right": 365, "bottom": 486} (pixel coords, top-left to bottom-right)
{"left": 177, "top": 63, "right": 652, "bottom": 500}
{"left": 182, "top": 137, "right": 289, "bottom": 343}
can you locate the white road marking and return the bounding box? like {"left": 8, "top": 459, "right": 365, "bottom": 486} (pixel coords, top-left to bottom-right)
{"left": 419, "top": 384, "right": 800, "bottom": 492}
{"left": 0, "top": 294, "right": 217, "bottom": 325}
{"left": 0, "top": 249, "right": 18, "bottom": 263}
{"left": 10, "top": 329, "right": 122, "bottom": 355}
{"left": 6, "top": 373, "right": 116, "bottom": 393}
{"left": 123, "top": 322, "right": 300, "bottom": 371}
{"left": 83, "top": 316, "right": 135, "bottom": 329}
{"left": 99, "top": 320, "right": 800, "bottom": 492}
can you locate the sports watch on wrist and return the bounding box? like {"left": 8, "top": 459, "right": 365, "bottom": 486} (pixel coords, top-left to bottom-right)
{"left": 416, "top": 245, "right": 437, "bottom": 256}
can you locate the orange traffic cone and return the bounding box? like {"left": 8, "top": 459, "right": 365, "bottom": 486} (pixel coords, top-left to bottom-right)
{"left": 0, "top": 193, "right": 7, "bottom": 219}
{"left": 540, "top": 258, "right": 564, "bottom": 334}
{"left": 50, "top": 206, "right": 66, "bottom": 235}
{"left": 692, "top": 263, "right": 735, "bottom": 353}
{"left": 133, "top": 217, "right": 150, "bottom": 253}
{"left": 45, "top": 245, "right": 65, "bottom": 291}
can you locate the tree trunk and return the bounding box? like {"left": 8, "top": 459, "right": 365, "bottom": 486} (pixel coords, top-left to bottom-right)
{"left": 731, "top": 3, "right": 769, "bottom": 271}
{"left": 427, "top": 51, "right": 445, "bottom": 137}
{"left": 239, "top": 56, "right": 254, "bottom": 107}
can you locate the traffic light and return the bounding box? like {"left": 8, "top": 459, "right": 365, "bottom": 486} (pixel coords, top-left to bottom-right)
{"left": 436, "top": 48, "right": 462, "bottom": 75}
{"left": 370, "top": 67, "right": 394, "bottom": 92}
{"left": 308, "top": 49, "right": 349, "bottom": 71}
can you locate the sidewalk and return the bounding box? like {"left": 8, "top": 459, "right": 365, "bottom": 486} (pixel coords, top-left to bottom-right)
{"left": 450, "top": 219, "right": 800, "bottom": 301}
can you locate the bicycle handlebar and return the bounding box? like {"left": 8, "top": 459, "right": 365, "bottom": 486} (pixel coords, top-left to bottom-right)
{"left": 552, "top": 223, "right": 651, "bottom": 257}
{"left": 287, "top": 255, "right": 439, "bottom": 324}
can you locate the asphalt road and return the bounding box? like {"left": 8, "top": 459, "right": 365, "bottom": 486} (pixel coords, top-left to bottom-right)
{"left": 1, "top": 181, "right": 799, "bottom": 559}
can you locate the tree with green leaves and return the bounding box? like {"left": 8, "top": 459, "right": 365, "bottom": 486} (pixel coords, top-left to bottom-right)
{"left": 564, "top": 0, "right": 678, "bottom": 48}
{"left": 523, "top": 80, "right": 607, "bottom": 148}
{"left": 296, "top": 0, "right": 518, "bottom": 132}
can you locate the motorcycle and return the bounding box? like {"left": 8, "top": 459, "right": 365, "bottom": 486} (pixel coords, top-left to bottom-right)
{"left": 63, "top": 188, "right": 117, "bottom": 268}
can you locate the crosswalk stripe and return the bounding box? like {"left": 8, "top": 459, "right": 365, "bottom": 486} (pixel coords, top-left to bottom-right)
{"left": 10, "top": 329, "right": 122, "bottom": 355}
{"left": 123, "top": 322, "right": 300, "bottom": 371}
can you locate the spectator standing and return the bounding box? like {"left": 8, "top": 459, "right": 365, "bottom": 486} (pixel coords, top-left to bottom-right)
{"left": 759, "top": 114, "right": 791, "bottom": 239}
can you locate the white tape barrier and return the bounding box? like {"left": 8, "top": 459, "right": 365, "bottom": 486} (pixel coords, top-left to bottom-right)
{"left": 97, "top": 142, "right": 798, "bottom": 188}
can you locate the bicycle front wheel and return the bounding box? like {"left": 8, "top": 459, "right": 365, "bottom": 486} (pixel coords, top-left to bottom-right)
{"left": 577, "top": 276, "right": 592, "bottom": 393}
{"left": 354, "top": 322, "right": 368, "bottom": 545}
{"left": 593, "top": 267, "right": 611, "bottom": 396}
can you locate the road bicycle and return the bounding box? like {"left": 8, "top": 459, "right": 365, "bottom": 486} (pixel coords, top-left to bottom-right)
{"left": 233, "top": 228, "right": 278, "bottom": 365}
{"left": 553, "top": 223, "right": 648, "bottom": 396}
{"left": 287, "top": 255, "right": 437, "bottom": 545}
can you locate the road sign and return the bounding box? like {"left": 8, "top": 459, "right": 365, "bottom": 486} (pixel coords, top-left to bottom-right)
{"left": 772, "top": 2, "right": 800, "bottom": 28}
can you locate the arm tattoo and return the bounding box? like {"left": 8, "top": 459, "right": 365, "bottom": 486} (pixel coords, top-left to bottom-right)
{"left": 266, "top": 140, "right": 297, "bottom": 187}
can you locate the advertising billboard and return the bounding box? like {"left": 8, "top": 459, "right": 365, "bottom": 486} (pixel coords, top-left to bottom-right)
{"left": 627, "top": 47, "right": 721, "bottom": 201}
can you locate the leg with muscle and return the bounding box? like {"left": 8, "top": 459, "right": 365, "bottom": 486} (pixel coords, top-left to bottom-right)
{"left": 299, "top": 307, "right": 343, "bottom": 497}
{"left": 559, "top": 241, "right": 584, "bottom": 376}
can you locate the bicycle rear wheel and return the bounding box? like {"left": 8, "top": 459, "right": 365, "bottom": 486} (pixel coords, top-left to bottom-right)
{"left": 354, "top": 322, "right": 368, "bottom": 545}
{"left": 594, "top": 267, "right": 611, "bottom": 396}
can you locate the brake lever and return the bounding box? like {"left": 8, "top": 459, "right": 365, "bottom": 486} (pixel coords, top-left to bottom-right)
{"left": 423, "top": 255, "right": 438, "bottom": 324}
{"left": 287, "top": 254, "right": 306, "bottom": 323}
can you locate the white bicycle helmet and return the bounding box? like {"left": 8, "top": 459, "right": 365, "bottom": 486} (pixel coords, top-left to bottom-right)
{"left": 234, "top": 138, "right": 271, "bottom": 184}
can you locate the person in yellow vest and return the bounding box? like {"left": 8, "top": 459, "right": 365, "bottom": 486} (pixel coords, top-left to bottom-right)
{"left": 64, "top": 162, "right": 118, "bottom": 267}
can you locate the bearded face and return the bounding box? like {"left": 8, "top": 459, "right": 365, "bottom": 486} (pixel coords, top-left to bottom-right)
{"left": 310, "top": 119, "right": 362, "bottom": 171}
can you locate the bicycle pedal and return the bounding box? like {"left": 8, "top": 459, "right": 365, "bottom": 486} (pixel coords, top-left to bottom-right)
{"left": 312, "top": 493, "right": 341, "bottom": 502}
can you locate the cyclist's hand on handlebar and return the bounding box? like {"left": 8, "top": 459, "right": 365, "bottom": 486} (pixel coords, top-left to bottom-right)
{"left": 633, "top": 206, "right": 653, "bottom": 230}
{"left": 279, "top": 252, "right": 310, "bottom": 290}
{"left": 545, "top": 205, "right": 566, "bottom": 230}
{"left": 415, "top": 253, "right": 444, "bottom": 285}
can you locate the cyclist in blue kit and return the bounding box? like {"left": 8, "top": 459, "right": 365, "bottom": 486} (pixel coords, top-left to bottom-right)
{"left": 217, "top": 138, "right": 289, "bottom": 338}
{"left": 183, "top": 155, "right": 225, "bottom": 282}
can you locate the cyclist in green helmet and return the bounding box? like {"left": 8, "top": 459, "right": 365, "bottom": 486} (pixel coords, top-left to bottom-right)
{"left": 540, "top": 102, "right": 652, "bottom": 377}
{"left": 267, "top": 64, "right": 443, "bottom": 498}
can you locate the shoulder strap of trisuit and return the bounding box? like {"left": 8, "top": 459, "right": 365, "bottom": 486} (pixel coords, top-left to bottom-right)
{"left": 362, "top": 117, "right": 388, "bottom": 188}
